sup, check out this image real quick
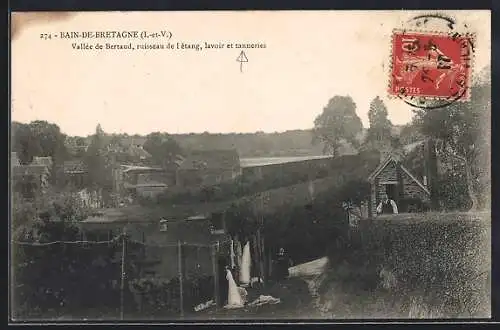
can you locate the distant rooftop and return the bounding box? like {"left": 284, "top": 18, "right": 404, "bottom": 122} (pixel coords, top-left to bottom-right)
{"left": 240, "top": 155, "right": 333, "bottom": 168}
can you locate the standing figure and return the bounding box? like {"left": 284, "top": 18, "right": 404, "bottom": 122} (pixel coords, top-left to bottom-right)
{"left": 376, "top": 193, "right": 399, "bottom": 214}
{"left": 217, "top": 257, "right": 229, "bottom": 307}
{"left": 274, "top": 247, "right": 291, "bottom": 281}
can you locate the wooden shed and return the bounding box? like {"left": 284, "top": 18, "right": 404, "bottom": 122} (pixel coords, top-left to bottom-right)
{"left": 367, "top": 153, "right": 431, "bottom": 218}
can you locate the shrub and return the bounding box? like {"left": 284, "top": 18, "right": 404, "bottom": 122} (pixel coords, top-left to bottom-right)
{"left": 325, "top": 212, "right": 490, "bottom": 318}
{"left": 129, "top": 275, "right": 214, "bottom": 316}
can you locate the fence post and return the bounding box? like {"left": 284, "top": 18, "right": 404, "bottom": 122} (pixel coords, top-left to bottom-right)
{"left": 211, "top": 244, "right": 219, "bottom": 310}
{"left": 257, "top": 229, "right": 265, "bottom": 287}
{"left": 120, "top": 229, "right": 127, "bottom": 321}
{"left": 178, "top": 240, "right": 184, "bottom": 318}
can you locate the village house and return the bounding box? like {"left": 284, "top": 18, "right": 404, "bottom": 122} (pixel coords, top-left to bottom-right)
{"left": 31, "top": 156, "right": 53, "bottom": 169}
{"left": 62, "top": 160, "right": 89, "bottom": 189}
{"left": 176, "top": 149, "right": 242, "bottom": 187}
{"left": 78, "top": 202, "right": 233, "bottom": 280}
{"left": 12, "top": 164, "right": 51, "bottom": 198}
{"left": 367, "top": 152, "right": 431, "bottom": 217}
{"left": 117, "top": 165, "right": 172, "bottom": 200}
{"left": 11, "top": 153, "right": 53, "bottom": 198}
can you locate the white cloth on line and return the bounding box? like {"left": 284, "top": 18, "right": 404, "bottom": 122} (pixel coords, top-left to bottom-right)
{"left": 224, "top": 269, "right": 244, "bottom": 309}
{"left": 230, "top": 239, "right": 236, "bottom": 269}
{"left": 239, "top": 241, "right": 251, "bottom": 285}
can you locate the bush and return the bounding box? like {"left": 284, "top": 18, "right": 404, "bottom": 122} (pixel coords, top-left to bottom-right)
{"left": 129, "top": 275, "right": 214, "bottom": 316}
{"left": 325, "top": 212, "right": 491, "bottom": 318}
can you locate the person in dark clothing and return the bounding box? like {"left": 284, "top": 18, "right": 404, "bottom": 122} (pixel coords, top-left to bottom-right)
{"left": 376, "top": 193, "right": 398, "bottom": 214}
{"left": 217, "top": 257, "right": 229, "bottom": 307}
{"left": 274, "top": 247, "right": 291, "bottom": 281}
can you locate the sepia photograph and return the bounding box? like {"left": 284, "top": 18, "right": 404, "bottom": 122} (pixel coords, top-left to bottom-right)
{"left": 9, "top": 10, "right": 491, "bottom": 321}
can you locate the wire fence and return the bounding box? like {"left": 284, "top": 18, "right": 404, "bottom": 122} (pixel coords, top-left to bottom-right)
{"left": 11, "top": 234, "right": 233, "bottom": 320}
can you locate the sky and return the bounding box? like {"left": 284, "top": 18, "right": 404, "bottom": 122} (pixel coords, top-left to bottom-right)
{"left": 11, "top": 10, "right": 491, "bottom": 137}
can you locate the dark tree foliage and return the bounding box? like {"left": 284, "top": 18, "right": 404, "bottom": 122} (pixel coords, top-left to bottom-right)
{"left": 12, "top": 120, "right": 68, "bottom": 165}
{"left": 412, "top": 69, "right": 491, "bottom": 210}
{"left": 312, "top": 96, "right": 364, "bottom": 157}
{"left": 364, "top": 96, "right": 393, "bottom": 150}
{"left": 143, "top": 132, "right": 184, "bottom": 170}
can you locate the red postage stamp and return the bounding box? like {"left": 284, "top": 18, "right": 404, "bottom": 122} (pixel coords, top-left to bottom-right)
{"left": 389, "top": 30, "right": 474, "bottom": 101}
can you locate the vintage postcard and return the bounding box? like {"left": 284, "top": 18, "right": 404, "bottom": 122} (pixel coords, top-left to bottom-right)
{"left": 10, "top": 10, "right": 491, "bottom": 322}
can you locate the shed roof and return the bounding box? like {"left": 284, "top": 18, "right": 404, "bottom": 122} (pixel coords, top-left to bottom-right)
{"left": 367, "top": 153, "right": 430, "bottom": 195}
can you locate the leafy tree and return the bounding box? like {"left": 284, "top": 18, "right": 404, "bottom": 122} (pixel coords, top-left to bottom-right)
{"left": 312, "top": 96, "right": 364, "bottom": 157}
{"left": 399, "top": 121, "right": 425, "bottom": 146}
{"left": 12, "top": 121, "right": 67, "bottom": 165}
{"left": 364, "top": 96, "right": 393, "bottom": 150}
{"left": 413, "top": 68, "right": 491, "bottom": 210}
{"left": 84, "top": 124, "right": 113, "bottom": 195}
{"left": 11, "top": 189, "right": 125, "bottom": 317}
{"left": 143, "top": 132, "right": 183, "bottom": 169}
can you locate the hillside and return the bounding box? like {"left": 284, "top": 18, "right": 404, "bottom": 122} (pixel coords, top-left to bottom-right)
{"left": 173, "top": 130, "right": 329, "bottom": 157}
{"left": 76, "top": 126, "right": 405, "bottom": 158}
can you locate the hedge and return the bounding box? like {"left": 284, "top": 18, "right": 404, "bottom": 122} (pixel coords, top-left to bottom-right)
{"left": 323, "top": 211, "right": 491, "bottom": 318}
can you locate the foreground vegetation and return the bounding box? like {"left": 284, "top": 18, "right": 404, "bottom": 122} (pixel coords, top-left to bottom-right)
{"left": 317, "top": 212, "right": 491, "bottom": 319}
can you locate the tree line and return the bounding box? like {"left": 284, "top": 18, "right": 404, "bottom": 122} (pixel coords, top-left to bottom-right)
{"left": 312, "top": 65, "right": 491, "bottom": 211}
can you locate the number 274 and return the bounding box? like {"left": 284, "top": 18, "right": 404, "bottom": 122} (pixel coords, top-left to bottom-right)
{"left": 40, "top": 33, "right": 52, "bottom": 40}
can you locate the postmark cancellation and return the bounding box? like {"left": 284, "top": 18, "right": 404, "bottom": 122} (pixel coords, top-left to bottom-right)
{"left": 389, "top": 29, "right": 475, "bottom": 104}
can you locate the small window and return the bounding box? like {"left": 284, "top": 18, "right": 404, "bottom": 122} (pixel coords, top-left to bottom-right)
{"left": 159, "top": 219, "right": 168, "bottom": 232}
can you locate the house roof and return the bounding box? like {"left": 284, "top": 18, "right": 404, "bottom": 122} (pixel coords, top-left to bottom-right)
{"left": 68, "top": 145, "right": 88, "bottom": 154}
{"left": 121, "top": 165, "right": 165, "bottom": 173}
{"left": 63, "top": 160, "right": 87, "bottom": 173}
{"left": 178, "top": 149, "right": 240, "bottom": 170}
{"left": 126, "top": 145, "right": 152, "bottom": 159}
{"left": 13, "top": 164, "right": 50, "bottom": 177}
{"left": 81, "top": 200, "right": 235, "bottom": 224}
{"left": 32, "top": 156, "right": 53, "bottom": 167}
{"left": 367, "top": 153, "right": 430, "bottom": 195}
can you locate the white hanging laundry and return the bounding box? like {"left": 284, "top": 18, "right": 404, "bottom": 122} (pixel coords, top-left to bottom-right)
{"left": 224, "top": 269, "right": 244, "bottom": 309}
{"left": 230, "top": 239, "right": 236, "bottom": 269}
{"left": 239, "top": 241, "right": 251, "bottom": 286}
